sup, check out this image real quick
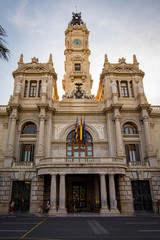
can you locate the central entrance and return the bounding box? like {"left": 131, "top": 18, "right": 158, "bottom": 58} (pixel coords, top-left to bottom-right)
{"left": 72, "top": 182, "right": 87, "bottom": 212}
{"left": 66, "top": 174, "right": 100, "bottom": 213}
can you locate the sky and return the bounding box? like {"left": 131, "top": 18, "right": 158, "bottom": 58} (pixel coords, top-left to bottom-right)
{"left": 0, "top": 0, "right": 160, "bottom": 105}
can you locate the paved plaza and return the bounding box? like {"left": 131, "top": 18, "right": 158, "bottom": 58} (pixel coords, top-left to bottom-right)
{"left": 0, "top": 214, "right": 160, "bottom": 240}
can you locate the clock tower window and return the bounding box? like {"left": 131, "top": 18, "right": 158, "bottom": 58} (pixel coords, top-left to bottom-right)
{"left": 75, "top": 63, "right": 81, "bottom": 71}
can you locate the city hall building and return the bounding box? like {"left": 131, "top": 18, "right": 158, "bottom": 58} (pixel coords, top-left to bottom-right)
{"left": 0, "top": 13, "right": 160, "bottom": 215}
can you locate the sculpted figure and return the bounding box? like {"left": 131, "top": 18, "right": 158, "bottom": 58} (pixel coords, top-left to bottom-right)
{"left": 15, "top": 81, "right": 21, "bottom": 94}
{"left": 111, "top": 81, "right": 117, "bottom": 94}
{"left": 42, "top": 81, "right": 47, "bottom": 93}
{"left": 138, "top": 82, "right": 144, "bottom": 94}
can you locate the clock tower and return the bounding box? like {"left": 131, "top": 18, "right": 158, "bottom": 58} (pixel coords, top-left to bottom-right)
{"left": 62, "top": 12, "right": 93, "bottom": 99}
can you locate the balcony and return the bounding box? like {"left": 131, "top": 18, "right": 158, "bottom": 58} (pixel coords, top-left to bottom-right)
{"left": 20, "top": 134, "right": 37, "bottom": 138}
{"left": 36, "top": 157, "right": 126, "bottom": 168}
{"left": 123, "top": 134, "right": 139, "bottom": 138}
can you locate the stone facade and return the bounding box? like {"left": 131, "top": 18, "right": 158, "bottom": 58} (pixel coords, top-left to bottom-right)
{"left": 0, "top": 12, "right": 160, "bottom": 215}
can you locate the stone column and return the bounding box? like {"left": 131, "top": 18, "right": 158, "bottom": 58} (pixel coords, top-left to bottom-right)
{"left": 100, "top": 174, "right": 109, "bottom": 213}
{"left": 49, "top": 173, "right": 57, "bottom": 214}
{"left": 143, "top": 115, "right": 153, "bottom": 154}
{"left": 7, "top": 116, "right": 17, "bottom": 155}
{"left": 37, "top": 109, "right": 46, "bottom": 156}
{"left": 114, "top": 111, "right": 125, "bottom": 157}
{"left": 142, "top": 112, "right": 157, "bottom": 167}
{"left": 45, "top": 112, "right": 52, "bottom": 157}
{"left": 58, "top": 174, "right": 67, "bottom": 213}
{"left": 109, "top": 174, "right": 119, "bottom": 213}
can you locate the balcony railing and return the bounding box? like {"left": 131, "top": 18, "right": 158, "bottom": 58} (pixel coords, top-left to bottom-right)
{"left": 12, "top": 161, "right": 34, "bottom": 168}
{"left": 37, "top": 157, "right": 126, "bottom": 167}
{"left": 123, "top": 134, "right": 139, "bottom": 138}
{"left": 20, "top": 134, "right": 37, "bottom": 138}
{"left": 151, "top": 106, "right": 160, "bottom": 112}
{"left": 0, "top": 105, "right": 7, "bottom": 112}
{"left": 128, "top": 161, "right": 150, "bottom": 167}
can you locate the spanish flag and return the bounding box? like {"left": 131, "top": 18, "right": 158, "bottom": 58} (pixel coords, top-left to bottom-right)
{"left": 80, "top": 118, "right": 82, "bottom": 141}
{"left": 75, "top": 117, "right": 78, "bottom": 141}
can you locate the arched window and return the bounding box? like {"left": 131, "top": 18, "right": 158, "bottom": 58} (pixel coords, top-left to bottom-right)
{"left": 122, "top": 122, "right": 138, "bottom": 135}
{"left": 66, "top": 130, "right": 93, "bottom": 161}
{"left": 22, "top": 122, "right": 37, "bottom": 134}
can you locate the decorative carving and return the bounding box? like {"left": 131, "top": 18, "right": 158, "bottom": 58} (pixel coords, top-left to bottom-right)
{"left": 147, "top": 144, "right": 153, "bottom": 152}
{"left": 42, "top": 81, "right": 47, "bottom": 93}
{"left": 83, "top": 90, "right": 94, "bottom": 99}
{"left": 38, "top": 144, "right": 44, "bottom": 153}
{"left": 92, "top": 124, "right": 104, "bottom": 139}
{"left": 117, "top": 144, "right": 124, "bottom": 153}
{"left": 8, "top": 144, "right": 13, "bottom": 153}
{"left": 63, "top": 90, "right": 74, "bottom": 99}
{"left": 55, "top": 124, "right": 67, "bottom": 139}
{"left": 15, "top": 81, "right": 21, "bottom": 94}
{"left": 119, "top": 57, "right": 126, "bottom": 64}
{"left": 111, "top": 81, "right": 117, "bottom": 94}
{"left": 74, "top": 83, "right": 83, "bottom": 99}
{"left": 32, "top": 57, "right": 39, "bottom": 63}
{"left": 138, "top": 82, "right": 144, "bottom": 94}
{"left": 70, "top": 12, "right": 84, "bottom": 26}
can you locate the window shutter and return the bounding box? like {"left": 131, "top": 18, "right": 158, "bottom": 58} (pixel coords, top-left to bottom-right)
{"left": 125, "top": 144, "right": 130, "bottom": 162}
{"left": 20, "top": 144, "right": 25, "bottom": 161}
{"left": 135, "top": 144, "right": 140, "bottom": 161}
{"left": 30, "top": 144, "right": 35, "bottom": 162}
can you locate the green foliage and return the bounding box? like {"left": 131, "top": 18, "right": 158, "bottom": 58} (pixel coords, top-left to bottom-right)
{"left": 0, "top": 25, "right": 10, "bottom": 61}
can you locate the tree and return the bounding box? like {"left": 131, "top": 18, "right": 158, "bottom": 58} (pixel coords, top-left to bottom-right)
{"left": 0, "top": 25, "right": 10, "bottom": 61}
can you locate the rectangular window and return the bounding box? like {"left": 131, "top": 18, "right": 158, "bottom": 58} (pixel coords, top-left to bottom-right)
{"left": 29, "top": 81, "right": 37, "bottom": 97}
{"left": 125, "top": 144, "right": 140, "bottom": 162}
{"left": 121, "top": 81, "right": 129, "bottom": 97}
{"left": 24, "top": 81, "right": 28, "bottom": 97}
{"left": 21, "top": 144, "right": 34, "bottom": 162}
{"left": 75, "top": 63, "right": 81, "bottom": 71}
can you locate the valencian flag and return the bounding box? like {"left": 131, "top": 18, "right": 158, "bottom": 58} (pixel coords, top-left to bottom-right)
{"left": 80, "top": 117, "right": 83, "bottom": 141}
{"left": 83, "top": 119, "right": 86, "bottom": 145}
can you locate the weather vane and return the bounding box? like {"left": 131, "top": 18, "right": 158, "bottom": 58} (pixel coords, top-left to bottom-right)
{"left": 75, "top": 5, "right": 78, "bottom": 13}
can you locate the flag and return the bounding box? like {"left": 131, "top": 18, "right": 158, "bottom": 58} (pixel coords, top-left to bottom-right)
{"left": 83, "top": 119, "right": 86, "bottom": 145}
{"left": 75, "top": 117, "right": 78, "bottom": 141}
{"left": 80, "top": 118, "right": 82, "bottom": 141}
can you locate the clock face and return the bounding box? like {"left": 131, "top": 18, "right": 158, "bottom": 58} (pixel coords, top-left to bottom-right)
{"left": 72, "top": 39, "right": 82, "bottom": 47}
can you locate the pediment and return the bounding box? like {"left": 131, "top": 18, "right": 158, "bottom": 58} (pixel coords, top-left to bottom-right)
{"left": 110, "top": 64, "right": 140, "bottom": 73}
{"left": 18, "top": 63, "right": 48, "bottom": 73}
{"left": 71, "top": 55, "right": 84, "bottom": 62}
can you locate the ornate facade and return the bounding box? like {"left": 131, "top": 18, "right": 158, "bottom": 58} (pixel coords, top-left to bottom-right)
{"left": 0, "top": 12, "right": 160, "bottom": 214}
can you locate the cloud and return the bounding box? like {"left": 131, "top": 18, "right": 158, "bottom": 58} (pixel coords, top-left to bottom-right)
{"left": 7, "top": 0, "right": 46, "bottom": 34}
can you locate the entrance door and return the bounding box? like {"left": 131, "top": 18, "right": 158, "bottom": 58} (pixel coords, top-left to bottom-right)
{"left": 11, "top": 181, "right": 31, "bottom": 212}
{"left": 132, "top": 181, "right": 152, "bottom": 211}
{"left": 72, "top": 182, "right": 86, "bottom": 212}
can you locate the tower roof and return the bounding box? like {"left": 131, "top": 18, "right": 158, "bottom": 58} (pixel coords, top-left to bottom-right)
{"left": 70, "top": 12, "right": 84, "bottom": 26}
